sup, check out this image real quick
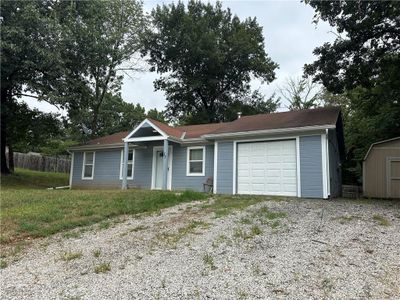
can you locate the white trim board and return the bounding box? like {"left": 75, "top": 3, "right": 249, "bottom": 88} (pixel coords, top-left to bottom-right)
{"left": 119, "top": 149, "right": 135, "bottom": 180}
{"left": 325, "top": 129, "right": 331, "bottom": 197}
{"left": 296, "top": 137, "right": 301, "bottom": 197}
{"left": 232, "top": 141, "right": 237, "bottom": 195}
{"left": 81, "top": 151, "right": 95, "bottom": 180}
{"left": 203, "top": 124, "right": 335, "bottom": 139}
{"left": 69, "top": 152, "right": 74, "bottom": 188}
{"left": 186, "top": 146, "right": 206, "bottom": 177}
{"left": 151, "top": 145, "right": 173, "bottom": 190}
{"left": 213, "top": 142, "right": 218, "bottom": 194}
{"left": 321, "top": 133, "right": 329, "bottom": 199}
{"left": 124, "top": 119, "right": 168, "bottom": 142}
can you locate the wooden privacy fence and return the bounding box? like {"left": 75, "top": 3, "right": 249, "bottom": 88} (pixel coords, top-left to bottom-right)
{"left": 12, "top": 152, "right": 71, "bottom": 173}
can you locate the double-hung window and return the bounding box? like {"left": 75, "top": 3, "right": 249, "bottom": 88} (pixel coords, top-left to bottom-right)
{"left": 120, "top": 149, "right": 134, "bottom": 180}
{"left": 82, "top": 152, "right": 95, "bottom": 179}
{"left": 187, "top": 146, "right": 205, "bottom": 176}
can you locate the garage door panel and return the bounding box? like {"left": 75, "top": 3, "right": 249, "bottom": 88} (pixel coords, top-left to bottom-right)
{"left": 237, "top": 140, "right": 297, "bottom": 196}
{"left": 266, "top": 183, "right": 280, "bottom": 192}
{"left": 267, "top": 170, "right": 281, "bottom": 177}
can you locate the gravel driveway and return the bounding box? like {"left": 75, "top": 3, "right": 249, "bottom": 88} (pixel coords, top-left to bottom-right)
{"left": 1, "top": 197, "right": 399, "bottom": 299}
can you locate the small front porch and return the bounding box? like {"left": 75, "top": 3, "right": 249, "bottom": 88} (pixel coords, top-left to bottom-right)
{"left": 121, "top": 119, "right": 179, "bottom": 190}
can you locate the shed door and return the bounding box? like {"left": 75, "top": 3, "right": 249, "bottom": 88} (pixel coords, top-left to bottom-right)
{"left": 237, "top": 140, "right": 297, "bottom": 196}
{"left": 388, "top": 159, "right": 400, "bottom": 198}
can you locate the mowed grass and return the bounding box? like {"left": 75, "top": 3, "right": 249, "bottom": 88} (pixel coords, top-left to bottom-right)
{"left": 1, "top": 169, "right": 207, "bottom": 244}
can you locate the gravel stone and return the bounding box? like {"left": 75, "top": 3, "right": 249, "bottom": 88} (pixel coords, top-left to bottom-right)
{"left": 1, "top": 198, "right": 399, "bottom": 299}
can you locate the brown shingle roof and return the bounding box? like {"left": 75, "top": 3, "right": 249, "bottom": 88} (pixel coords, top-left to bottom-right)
{"left": 76, "top": 107, "right": 340, "bottom": 147}
{"left": 176, "top": 122, "right": 228, "bottom": 138}
{"left": 83, "top": 131, "right": 130, "bottom": 146}
{"left": 206, "top": 107, "right": 340, "bottom": 135}
{"left": 147, "top": 118, "right": 184, "bottom": 139}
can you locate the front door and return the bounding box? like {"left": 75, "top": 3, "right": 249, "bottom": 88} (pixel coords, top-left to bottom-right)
{"left": 153, "top": 147, "right": 172, "bottom": 189}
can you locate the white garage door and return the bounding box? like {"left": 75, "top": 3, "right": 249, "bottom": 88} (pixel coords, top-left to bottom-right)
{"left": 237, "top": 140, "right": 297, "bottom": 196}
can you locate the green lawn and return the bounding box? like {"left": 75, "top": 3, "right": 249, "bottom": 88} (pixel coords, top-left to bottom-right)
{"left": 0, "top": 168, "right": 207, "bottom": 244}
{"left": 1, "top": 168, "right": 69, "bottom": 189}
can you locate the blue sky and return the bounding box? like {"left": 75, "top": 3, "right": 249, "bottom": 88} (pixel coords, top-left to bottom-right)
{"left": 24, "top": 0, "right": 335, "bottom": 115}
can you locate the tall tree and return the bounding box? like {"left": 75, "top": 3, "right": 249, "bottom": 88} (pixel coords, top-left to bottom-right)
{"left": 304, "top": 1, "right": 400, "bottom": 152}
{"left": 52, "top": 0, "right": 146, "bottom": 137}
{"left": 1, "top": 0, "right": 147, "bottom": 174}
{"left": 278, "top": 77, "right": 321, "bottom": 110}
{"left": 305, "top": 0, "right": 400, "bottom": 182}
{"left": 1, "top": 0, "right": 63, "bottom": 174}
{"left": 67, "top": 93, "right": 147, "bottom": 139}
{"left": 143, "top": 0, "right": 278, "bottom": 124}
{"left": 304, "top": 1, "right": 400, "bottom": 93}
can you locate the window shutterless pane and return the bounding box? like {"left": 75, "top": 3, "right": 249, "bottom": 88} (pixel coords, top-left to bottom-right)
{"left": 189, "top": 161, "right": 203, "bottom": 173}
{"left": 128, "top": 151, "right": 134, "bottom": 161}
{"left": 84, "top": 165, "right": 93, "bottom": 178}
{"left": 127, "top": 164, "right": 133, "bottom": 177}
{"left": 85, "top": 152, "right": 94, "bottom": 164}
{"left": 189, "top": 149, "right": 203, "bottom": 160}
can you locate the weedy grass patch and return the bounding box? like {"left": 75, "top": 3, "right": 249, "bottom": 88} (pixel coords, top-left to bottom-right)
{"left": 201, "top": 195, "right": 289, "bottom": 218}
{"left": 156, "top": 220, "right": 210, "bottom": 248}
{"left": 61, "top": 251, "right": 83, "bottom": 261}
{"left": 94, "top": 262, "right": 111, "bottom": 274}
{"left": 372, "top": 214, "right": 391, "bottom": 226}
{"left": 203, "top": 253, "right": 217, "bottom": 270}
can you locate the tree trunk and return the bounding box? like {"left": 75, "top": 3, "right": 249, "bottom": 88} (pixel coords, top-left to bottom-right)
{"left": 8, "top": 144, "right": 14, "bottom": 173}
{"left": 1, "top": 86, "right": 10, "bottom": 175}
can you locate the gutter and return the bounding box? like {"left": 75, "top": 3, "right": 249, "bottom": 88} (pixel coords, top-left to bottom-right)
{"left": 202, "top": 124, "right": 336, "bottom": 139}
{"left": 68, "top": 143, "right": 125, "bottom": 151}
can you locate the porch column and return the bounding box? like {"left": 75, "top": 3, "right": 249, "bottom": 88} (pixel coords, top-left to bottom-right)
{"left": 162, "top": 139, "right": 169, "bottom": 190}
{"left": 122, "top": 141, "right": 129, "bottom": 190}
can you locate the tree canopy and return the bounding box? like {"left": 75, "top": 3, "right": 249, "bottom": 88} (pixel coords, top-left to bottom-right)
{"left": 305, "top": 0, "right": 400, "bottom": 183}
{"left": 1, "top": 0, "right": 147, "bottom": 174}
{"left": 304, "top": 1, "right": 400, "bottom": 93}
{"left": 52, "top": 0, "right": 146, "bottom": 136}
{"left": 143, "top": 0, "right": 278, "bottom": 124}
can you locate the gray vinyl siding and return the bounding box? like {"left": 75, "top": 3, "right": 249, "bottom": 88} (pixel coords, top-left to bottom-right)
{"left": 328, "top": 129, "right": 342, "bottom": 197}
{"left": 132, "top": 146, "right": 153, "bottom": 189}
{"left": 299, "top": 135, "right": 323, "bottom": 198}
{"left": 216, "top": 141, "right": 234, "bottom": 194}
{"left": 71, "top": 149, "right": 127, "bottom": 188}
{"left": 171, "top": 145, "right": 214, "bottom": 192}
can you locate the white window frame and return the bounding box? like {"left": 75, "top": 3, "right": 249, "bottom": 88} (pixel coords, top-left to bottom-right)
{"left": 186, "top": 146, "right": 206, "bottom": 176}
{"left": 82, "top": 151, "right": 95, "bottom": 180}
{"left": 119, "top": 149, "right": 135, "bottom": 180}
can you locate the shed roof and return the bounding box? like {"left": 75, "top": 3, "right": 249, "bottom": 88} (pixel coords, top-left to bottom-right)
{"left": 363, "top": 136, "right": 400, "bottom": 161}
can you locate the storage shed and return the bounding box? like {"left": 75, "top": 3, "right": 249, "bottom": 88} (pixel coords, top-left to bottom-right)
{"left": 363, "top": 137, "right": 400, "bottom": 198}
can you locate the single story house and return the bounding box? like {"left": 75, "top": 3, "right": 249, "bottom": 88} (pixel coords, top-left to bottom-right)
{"left": 363, "top": 137, "right": 400, "bottom": 199}
{"left": 69, "top": 107, "right": 345, "bottom": 199}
